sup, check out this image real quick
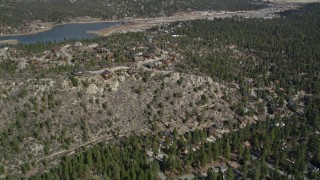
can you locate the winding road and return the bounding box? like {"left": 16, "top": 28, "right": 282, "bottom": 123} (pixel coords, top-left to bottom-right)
{"left": 87, "top": 50, "right": 172, "bottom": 75}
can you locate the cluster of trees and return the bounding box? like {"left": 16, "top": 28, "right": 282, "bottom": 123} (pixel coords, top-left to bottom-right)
{"left": 30, "top": 137, "right": 160, "bottom": 180}
{"left": 162, "top": 3, "right": 320, "bottom": 97}
{"left": 30, "top": 108, "right": 319, "bottom": 179}
{"left": 0, "top": 58, "right": 17, "bottom": 75}
{"left": 0, "top": 0, "right": 265, "bottom": 28}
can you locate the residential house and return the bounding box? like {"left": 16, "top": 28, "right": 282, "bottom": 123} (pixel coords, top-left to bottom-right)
{"left": 307, "top": 163, "right": 319, "bottom": 173}
{"left": 146, "top": 149, "right": 154, "bottom": 157}
{"left": 206, "top": 135, "right": 216, "bottom": 143}
{"left": 144, "top": 53, "right": 155, "bottom": 59}
{"left": 101, "top": 70, "right": 113, "bottom": 80}
{"left": 72, "top": 69, "right": 85, "bottom": 76}
{"left": 88, "top": 43, "right": 99, "bottom": 49}
{"left": 52, "top": 46, "right": 61, "bottom": 57}
{"left": 214, "top": 121, "right": 224, "bottom": 129}
{"left": 127, "top": 68, "right": 138, "bottom": 75}
{"left": 74, "top": 42, "right": 83, "bottom": 47}
{"left": 219, "top": 166, "right": 228, "bottom": 173}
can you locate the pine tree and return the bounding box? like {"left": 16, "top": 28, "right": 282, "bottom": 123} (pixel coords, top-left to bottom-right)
{"left": 225, "top": 168, "right": 234, "bottom": 180}
{"left": 223, "top": 140, "right": 231, "bottom": 160}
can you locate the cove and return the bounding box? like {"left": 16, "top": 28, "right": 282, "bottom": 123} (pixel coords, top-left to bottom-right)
{"left": 0, "top": 22, "right": 120, "bottom": 44}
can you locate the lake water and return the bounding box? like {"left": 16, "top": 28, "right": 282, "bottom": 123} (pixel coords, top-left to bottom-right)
{"left": 0, "top": 22, "right": 120, "bottom": 44}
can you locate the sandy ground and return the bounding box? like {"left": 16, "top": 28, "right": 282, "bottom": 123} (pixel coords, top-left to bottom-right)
{"left": 0, "top": 39, "right": 19, "bottom": 45}
{"left": 96, "top": 7, "right": 289, "bottom": 36}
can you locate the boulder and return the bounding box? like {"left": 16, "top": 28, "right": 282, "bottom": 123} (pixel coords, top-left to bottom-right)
{"left": 86, "top": 84, "right": 101, "bottom": 94}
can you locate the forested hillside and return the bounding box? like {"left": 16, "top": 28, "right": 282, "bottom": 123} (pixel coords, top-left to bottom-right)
{"left": 26, "top": 3, "right": 320, "bottom": 179}
{"left": 0, "top": 0, "right": 265, "bottom": 26}
{"left": 162, "top": 3, "right": 320, "bottom": 96}
{"left": 31, "top": 114, "right": 320, "bottom": 179}
{"left": 1, "top": 2, "right": 320, "bottom": 179}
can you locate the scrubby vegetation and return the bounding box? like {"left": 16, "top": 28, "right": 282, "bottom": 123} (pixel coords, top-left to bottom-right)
{"left": 0, "top": 2, "right": 320, "bottom": 179}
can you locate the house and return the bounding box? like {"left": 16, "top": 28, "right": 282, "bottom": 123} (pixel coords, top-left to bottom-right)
{"left": 154, "top": 61, "right": 162, "bottom": 66}
{"left": 212, "top": 167, "right": 220, "bottom": 173}
{"left": 51, "top": 46, "right": 60, "bottom": 53}
{"left": 101, "top": 70, "right": 113, "bottom": 80}
{"left": 105, "top": 52, "right": 114, "bottom": 61}
{"left": 146, "top": 149, "right": 154, "bottom": 157}
{"left": 74, "top": 42, "right": 83, "bottom": 47}
{"left": 307, "top": 163, "right": 319, "bottom": 173}
{"left": 206, "top": 135, "right": 216, "bottom": 143}
{"left": 198, "top": 172, "right": 208, "bottom": 178}
{"left": 155, "top": 153, "right": 168, "bottom": 162}
{"left": 28, "top": 59, "right": 41, "bottom": 66}
{"left": 133, "top": 56, "right": 144, "bottom": 62}
{"left": 208, "top": 126, "right": 217, "bottom": 136}
{"left": 162, "top": 58, "right": 173, "bottom": 65}
{"left": 178, "top": 174, "right": 195, "bottom": 180}
{"left": 169, "top": 52, "right": 177, "bottom": 59}
{"left": 145, "top": 62, "right": 155, "bottom": 69}
{"left": 214, "top": 121, "right": 224, "bottom": 129}
{"left": 145, "top": 35, "right": 153, "bottom": 44}
{"left": 127, "top": 68, "right": 138, "bottom": 75}
{"left": 72, "top": 69, "right": 85, "bottom": 76}
{"left": 227, "top": 161, "right": 240, "bottom": 169}
{"left": 7, "top": 47, "right": 17, "bottom": 55}
{"left": 160, "top": 131, "right": 173, "bottom": 139}
{"left": 219, "top": 166, "right": 228, "bottom": 173}
{"left": 225, "top": 118, "right": 239, "bottom": 127}
{"left": 275, "top": 122, "right": 285, "bottom": 127}
{"left": 144, "top": 53, "right": 155, "bottom": 59}
{"left": 88, "top": 43, "right": 99, "bottom": 49}
{"left": 250, "top": 151, "right": 260, "bottom": 161}
{"left": 51, "top": 46, "right": 61, "bottom": 57}
{"left": 97, "top": 48, "right": 111, "bottom": 53}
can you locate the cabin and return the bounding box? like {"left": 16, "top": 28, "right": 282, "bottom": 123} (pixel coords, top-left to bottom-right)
{"left": 97, "top": 48, "right": 111, "bottom": 53}
{"left": 105, "top": 52, "right": 114, "bottom": 61}
{"left": 214, "top": 121, "right": 224, "bottom": 129}
{"left": 51, "top": 46, "right": 60, "bottom": 53}
{"left": 72, "top": 69, "right": 85, "bottom": 76}
{"left": 307, "top": 163, "right": 319, "bottom": 173}
{"left": 74, "top": 42, "right": 83, "bottom": 47}
{"left": 127, "top": 68, "right": 138, "bottom": 75}
{"left": 88, "top": 43, "right": 99, "bottom": 49}
{"left": 101, "top": 70, "right": 113, "bottom": 80}
{"left": 51, "top": 46, "right": 61, "bottom": 57}
{"left": 144, "top": 53, "right": 155, "bottom": 59}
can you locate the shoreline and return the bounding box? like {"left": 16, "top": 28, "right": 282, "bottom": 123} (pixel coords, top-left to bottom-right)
{"left": 0, "top": 2, "right": 301, "bottom": 40}
{"left": 0, "top": 19, "right": 120, "bottom": 37}
{"left": 95, "top": 8, "right": 289, "bottom": 37}
{"left": 0, "top": 39, "right": 19, "bottom": 45}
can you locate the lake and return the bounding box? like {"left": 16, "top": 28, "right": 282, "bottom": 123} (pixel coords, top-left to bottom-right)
{"left": 0, "top": 22, "right": 120, "bottom": 44}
